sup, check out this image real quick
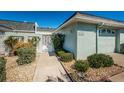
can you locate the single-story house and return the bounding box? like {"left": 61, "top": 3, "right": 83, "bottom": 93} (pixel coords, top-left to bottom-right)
{"left": 55, "top": 12, "right": 124, "bottom": 60}
{"left": 1, "top": 12, "right": 124, "bottom": 60}
{"left": 0, "top": 19, "right": 55, "bottom": 55}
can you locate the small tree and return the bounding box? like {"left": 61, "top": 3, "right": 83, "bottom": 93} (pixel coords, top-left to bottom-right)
{"left": 4, "top": 36, "right": 18, "bottom": 54}
{"left": 51, "top": 33, "right": 65, "bottom": 51}
{"left": 28, "top": 36, "right": 40, "bottom": 48}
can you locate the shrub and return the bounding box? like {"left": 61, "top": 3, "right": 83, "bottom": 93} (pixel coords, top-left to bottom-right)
{"left": 75, "top": 60, "right": 89, "bottom": 72}
{"left": 60, "top": 52, "right": 73, "bottom": 62}
{"left": 87, "top": 54, "right": 114, "bottom": 68}
{"left": 51, "top": 33, "right": 65, "bottom": 51}
{"left": 0, "top": 57, "right": 6, "bottom": 82}
{"left": 14, "top": 41, "right": 33, "bottom": 50}
{"left": 16, "top": 48, "right": 36, "bottom": 65}
{"left": 4, "top": 36, "right": 18, "bottom": 55}
{"left": 57, "top": 50, "right": 65, "bottom": 56}
{"left": 102, "top": 55, "right": 114, "bottom": 67}
{"left": 120, "top": 43, "right": 124, "bottom": 53}
{"left": 28, "top": 36, "right": 40, "bottom": 47}
{"left": 14, "top": 41, "right": 33, "bottom": 55}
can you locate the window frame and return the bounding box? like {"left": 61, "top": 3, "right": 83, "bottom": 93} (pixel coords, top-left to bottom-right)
{"left": 99, "top": 28, "right": 115, "bottom": 36}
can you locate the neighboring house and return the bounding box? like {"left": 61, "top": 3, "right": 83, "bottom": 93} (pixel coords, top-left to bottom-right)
{"left": 0, "top": 19, "right": 55, "bottom": 54}
{"left": 55, "top": 12, "right": 124, "bottom": 60}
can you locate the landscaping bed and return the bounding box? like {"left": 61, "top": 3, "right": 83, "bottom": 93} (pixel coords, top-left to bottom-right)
{"left": 5, "top": 56, "right": 38, "bottom": 82}
{"left": 62, "top": 61, "right": 124, "bottom": 82}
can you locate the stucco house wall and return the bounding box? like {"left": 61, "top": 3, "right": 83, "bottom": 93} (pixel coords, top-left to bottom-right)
{"left": 120, "top": 30, "right": 124, "bottom": 44}
{"left": 97, "top": 33, "right": 116, "bottom": 53}
{"left": 76, "top": 22, "right": 96, "bottom": 60}
{"left": 59, "top": 23, "right": 77, "bottom": 58}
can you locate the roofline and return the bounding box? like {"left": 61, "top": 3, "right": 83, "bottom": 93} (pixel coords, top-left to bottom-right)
{"left": 55, "top": 12, "right": 124, "bottom": 32}
{"left": 54, "top": 12, "right": 78, "bottom": 32}
{"left": 78, "top": 12, "right": 124, "bottom": 23}
{"left": 0, "top": 19, "right": 35, "bottom": 24}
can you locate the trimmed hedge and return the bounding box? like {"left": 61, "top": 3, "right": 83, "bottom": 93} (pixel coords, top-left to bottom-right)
{"left": 87, "top": 54, "right": 114, "bottom": 68}
{"left": 75, "top": 60, "right": 89, "bottom": 72}
{"left": 56, "top": 50, "right": 74, "bottom": 62}
{"left": 56, "top": 50, "right": 65, "bottom": 56}
{"left": 16, "top": 48, "right": 36, "bottom": 65}
{"left": 59, "top": 52, "right": 73, "bottom": 62}
{"left": 0, "top": 57, "right": 6, "bottom": 82}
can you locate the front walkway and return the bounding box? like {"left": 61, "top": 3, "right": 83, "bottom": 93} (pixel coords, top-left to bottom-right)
{"left": 33, "top": 52, "right": 70, "bottom": 82}
{"left": 108, "top": 53, "right": 124, "bottom": 82}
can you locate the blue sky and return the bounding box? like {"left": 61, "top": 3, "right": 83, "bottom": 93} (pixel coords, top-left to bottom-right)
{"left": 0, "top": 11, "right": 124, "bottom": 28}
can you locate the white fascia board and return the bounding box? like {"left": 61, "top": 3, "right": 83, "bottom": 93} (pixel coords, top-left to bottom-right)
{"left": 13, "top": 30, "right": 35, "bottom": 33}
{"left": 54, "top": 16, "right": 76, "bottom": 33}
{"left": 35, "top": 31, "right": 53, "bottom": 35}
{"left": 75, "top": 16, "right": 124, "bottom": 28}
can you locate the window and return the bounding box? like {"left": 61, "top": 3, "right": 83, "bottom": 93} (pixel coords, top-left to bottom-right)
{"left": 99, "top": 28, "right": 115, "bottom": 36}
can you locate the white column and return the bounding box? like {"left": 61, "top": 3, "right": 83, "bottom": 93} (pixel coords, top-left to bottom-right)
{"left": 115, "top": 30, "right": 120, "bottom": 53}
{"left": 96, "top": 26, "right": 99, "bottom": 54}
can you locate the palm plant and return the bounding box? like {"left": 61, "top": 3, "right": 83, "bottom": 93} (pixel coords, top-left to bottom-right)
{"left": 4, "top": 36, "right": 18, "bottom": 54}
{"left": 28, "top": 36, "right": 40, "bottom": 47}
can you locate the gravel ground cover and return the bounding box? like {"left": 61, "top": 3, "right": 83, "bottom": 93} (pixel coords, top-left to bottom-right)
{"left": 62, "top": 61, "right": 124, "bottom": 82}
{"left": 5, "top": 56, "right": 38, "bottom": 82}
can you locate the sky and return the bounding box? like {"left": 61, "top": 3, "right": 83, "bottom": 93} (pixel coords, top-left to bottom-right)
{"left": 0, "top": 11, "right": 124, "bottom": 28}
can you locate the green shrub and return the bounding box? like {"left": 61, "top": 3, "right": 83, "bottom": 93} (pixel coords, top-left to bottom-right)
{"left": 16, "top": 48, "right": 36, "bottom": 65}
{"left": 60, "top": 52, "right": 73, "bottom": 62}
{"left": 0, "top": 57, "right": 6, "bottom": 82}
{"left": 75, "top": 60, "right": 89, "bottom": 72}
{"left": 120, "top": 43, "right": 124, "bottom": 54}
{"left": 102, "top": 55, "right": 114, "bottom": 67}
{"left": 51, "top": 33, "right": 65, "bottom": 51}
{"left": 87, "top": 54, "right": 114, "bottom": 68}
{"left": 57, "top": 50, "right": 65, "bottom": 56}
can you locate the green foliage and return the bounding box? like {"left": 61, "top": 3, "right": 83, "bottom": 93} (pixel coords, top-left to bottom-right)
{"left": 87, "top": 54, "right": 114, "bottom": 68}
{"left": 75, "top": 60, "right": 89, "bottom": 72}
{"left": 60, "top": 52, "right": 73, "bottom": 62}
{"left": 102, "top": 55, "right": 114, "bottom": 67}
{"left": 4, "top": 36, "right": 18, "bottom": 52}
{"left": 0, "top": 57, "right": 6, "bottom": 82}
{"left": 120, "top": 43, "right": 124, "bottom": 54}
{"left": 56, "top": 50, "right": 65, "bottom": 56}
{"left": 28, "top": 36, "right": 40, "bottom": 47}
{"left": 16, "top": 48, "right": 36, "bottom": 65}
{"left": 51, "top": 33, "right": 65, "bottom": 51}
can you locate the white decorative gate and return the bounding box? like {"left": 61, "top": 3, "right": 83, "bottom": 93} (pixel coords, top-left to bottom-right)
{"left": 42, "top": 35, "right": 54, "bottom": 52}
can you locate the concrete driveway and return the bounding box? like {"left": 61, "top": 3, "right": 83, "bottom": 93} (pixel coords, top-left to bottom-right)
{"left": 108, "top": 53, "right": 124, "bottom": 82}
{"left": 109, "top": 53, "right": 124, "bottom": 67}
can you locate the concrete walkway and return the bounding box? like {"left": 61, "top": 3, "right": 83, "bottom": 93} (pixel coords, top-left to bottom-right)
{"left": 109, "top": 53, "right": 124, "bottom": 67}
{"left": 108, "top": 53, "right": 124, "bottom": 82}
{"left": 33, "top": 52, "right": 70, "bottom": 82}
